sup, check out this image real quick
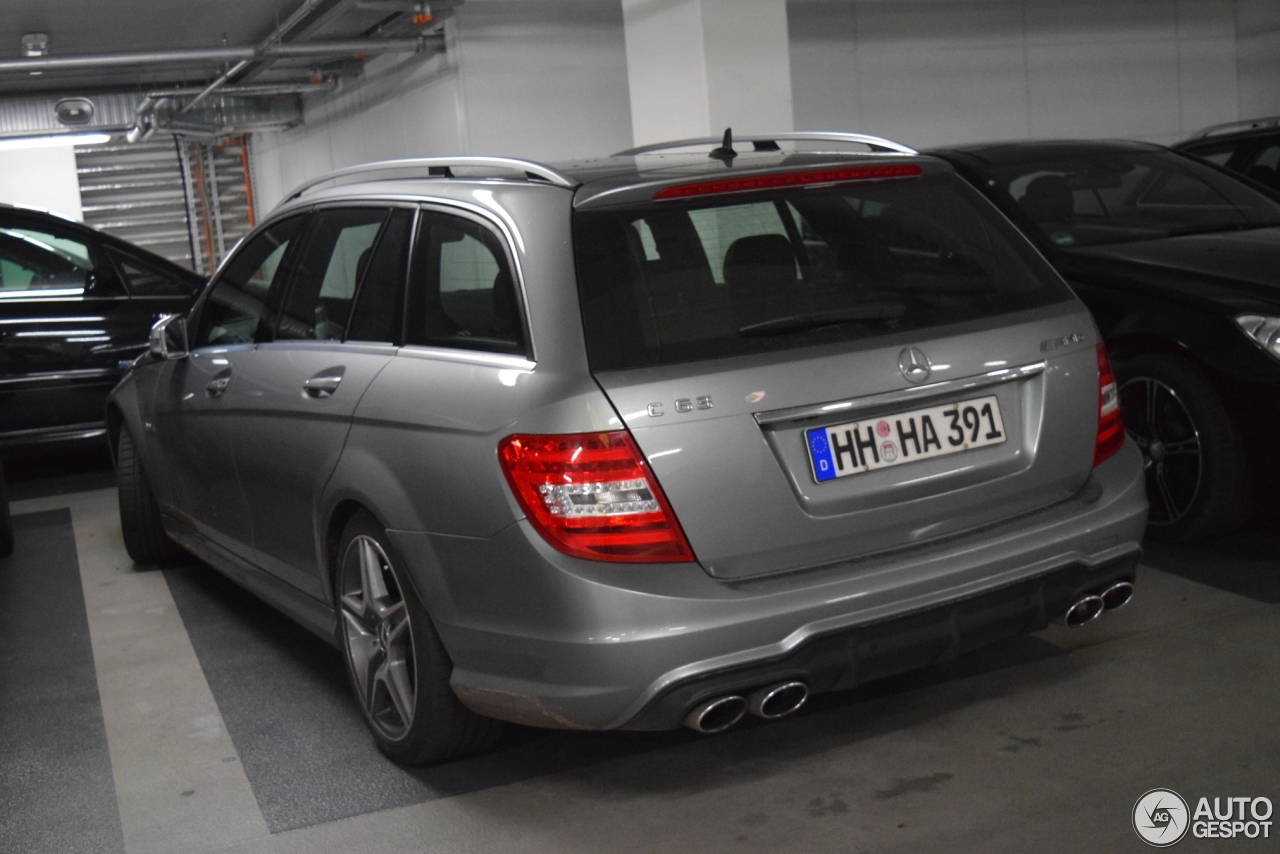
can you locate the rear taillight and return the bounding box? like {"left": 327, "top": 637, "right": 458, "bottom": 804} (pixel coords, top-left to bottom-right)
{"left": 498, "top": 431, "right": 695, "bottom": 563}
{"left": 1093, "top": 343, "right": 1124, "bottom": 466}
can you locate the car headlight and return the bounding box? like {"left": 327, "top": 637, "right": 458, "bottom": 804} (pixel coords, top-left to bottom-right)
{"left": 1235, "top": 314, "right": 1280, "bottom": 360}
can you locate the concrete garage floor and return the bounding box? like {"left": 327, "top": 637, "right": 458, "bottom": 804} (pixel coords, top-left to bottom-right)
{"left": 1, "top": 453, "right": 1277, "bottom": 854}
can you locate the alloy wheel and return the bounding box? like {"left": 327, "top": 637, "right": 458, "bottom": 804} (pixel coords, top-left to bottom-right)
{"left": 1118, "top": 376, "right": 1202, "bottom": 527}
{"left": 339, "top": 535, "right": 417, "bottom": 741}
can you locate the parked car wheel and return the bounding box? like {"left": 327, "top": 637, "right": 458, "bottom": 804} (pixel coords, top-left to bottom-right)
{"left": 335, "top": 511, "right": 501, "bottom": 765}
{"left": 0, "top": 460, "right": 13, "bottom": 558}
{"left": 1116, "top": 354, "right": 1250, "bottom": 541}
{"left": 117, "top": 428, "right": 184, "bottom": 564}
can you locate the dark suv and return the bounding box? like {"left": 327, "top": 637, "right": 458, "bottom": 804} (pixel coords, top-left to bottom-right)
{"left": 1176, "top": 116, "right": 1280, "bottom": 194}
{"left": 0, "top": 205, "right": 203, "bottom": 449}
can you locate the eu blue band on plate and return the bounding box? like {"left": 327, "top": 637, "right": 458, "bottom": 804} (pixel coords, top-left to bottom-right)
{"left": 806, "top": 427, "right": 837, "bottom": 482}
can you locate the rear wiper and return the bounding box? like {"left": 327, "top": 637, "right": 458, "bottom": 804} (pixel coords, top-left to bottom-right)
{"left": 738, "top": 301, "right": 907, "bottom": 337}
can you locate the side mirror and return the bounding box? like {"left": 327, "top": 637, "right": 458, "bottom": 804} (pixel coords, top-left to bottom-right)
{"left": 148, "top": 314, "right": 188, "bottom": 360}
{"left": 84, "top": 267, "right": 120, "bottom": 294}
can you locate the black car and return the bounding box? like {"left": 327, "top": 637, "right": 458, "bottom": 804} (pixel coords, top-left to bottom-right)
{"left": 0, "top": 205, "right": 203, "bottom": 449}
{"left": 930, "top": 140, "right": 1280, "bottom": 541}
{"left": 1175, "top": 116, "right": 1280, "bottom": 194}
{"left": 0, "top": 459, "right": 11, "bottom": 557}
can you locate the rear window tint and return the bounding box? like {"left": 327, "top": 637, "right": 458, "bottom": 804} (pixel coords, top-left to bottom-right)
{"left": 573, "top": 172, "right": 1072, "bottom": 371}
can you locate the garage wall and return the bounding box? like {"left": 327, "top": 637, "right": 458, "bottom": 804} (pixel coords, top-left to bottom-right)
{"left": 788, "top": 0, "right": 1247, "bottom": 149}
{"left": 0, "top": 145, "right": 83, "bottom": 221}
{"left": 1236, "top": 0, "right": 1280, "bottom": 118}
{"left": 250, "top": 0, "right": 633, "bottom": 214}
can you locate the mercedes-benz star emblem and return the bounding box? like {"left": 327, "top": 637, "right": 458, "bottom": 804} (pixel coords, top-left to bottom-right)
{"left": 898, "top": 347, "right": 932, "bottom": 384}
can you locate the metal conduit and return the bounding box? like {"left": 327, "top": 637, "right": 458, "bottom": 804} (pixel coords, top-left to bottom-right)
{"left": 0, "top": 39, "right": 424, "bottom": 74}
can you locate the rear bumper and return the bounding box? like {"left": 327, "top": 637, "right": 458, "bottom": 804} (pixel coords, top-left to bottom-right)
{"left": 387, "top": 440, "right": 1148, "bottom": 731}
{"left": 624, "top": 551, "right": 1138, "bottom": 729}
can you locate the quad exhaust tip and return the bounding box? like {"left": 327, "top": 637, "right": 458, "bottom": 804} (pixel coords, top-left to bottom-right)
{"left": 747, "top": 681, "right": 809, "bottom": 720}
{"left": 683, "top": 695, "right": 747, "bottom": 733}
{"left": 1100, "top": 580, "right": 1134, "bottom": 611}
{"left": 684, "top": 682, "right": 811, "bottom": 733}
{"left": 1062, "top": 594, "right": 1105, "bottom": 628}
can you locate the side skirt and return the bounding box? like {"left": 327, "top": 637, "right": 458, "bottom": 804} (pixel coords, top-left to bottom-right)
{"left": 161, "top": 514, "right": 339, "bottom": 648}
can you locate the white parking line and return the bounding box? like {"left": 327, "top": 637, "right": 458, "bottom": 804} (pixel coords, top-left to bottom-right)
{"left": 14, "top": 489, "right": 271, "bottom": 854}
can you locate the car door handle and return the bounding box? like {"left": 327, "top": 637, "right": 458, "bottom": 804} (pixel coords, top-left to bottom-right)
{"left": 302, "top": 372, "right": 343, "bottom": 399}
{"left": 205, "top": 375, "right": 231, "bottom": 397}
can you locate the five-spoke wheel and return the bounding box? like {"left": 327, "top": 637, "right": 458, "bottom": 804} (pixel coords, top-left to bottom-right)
{"left": 339, "top": 534, "right": 417, "bottom": 742}
{"left": 1119, "top": 376, "right": 1202, "bottom": 528}
{"left": 1115, "top": 353, "right": 1249, "bottom": 541}
{"left": 334, "top": 511, "right": 502, "bottom": 764}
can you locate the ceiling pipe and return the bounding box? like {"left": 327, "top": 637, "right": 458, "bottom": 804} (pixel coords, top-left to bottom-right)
{"left": 130, "top": 0, "right": 391, "bottom": 141}
{"left": 125, "top": 80, "right": 338, "bottom": 143}
{"left": 0, "top": 39, "right": 424, "bottom": 74}
{"left": 185, "top": 0, "right": 364, "bottom": 111}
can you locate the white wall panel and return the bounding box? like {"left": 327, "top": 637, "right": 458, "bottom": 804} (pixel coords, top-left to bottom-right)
{"left": 855, "top": 0, "right": 1029, "bottom": 146}
{"left": 0, "top": 145, "right": 83, "bottom": 222}
{"left": 789, "top": 1, "right": 860, "bottom": 133}
{"left": 250, "top": 1, "right": 630, "bottom": 214}
{"left": 1236, "top": 0, "right": 1280, "bottom": 117}
{"left": 1026, "top": 40, "right": 1182, "bottom": 141}
{"left": 789, "top": 0, "right": 1251, "bottom": 149}
{"left": 461, "top": 1, "right": 632, "bottom": 159}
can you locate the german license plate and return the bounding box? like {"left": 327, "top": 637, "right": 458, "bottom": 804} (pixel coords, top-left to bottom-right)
{"left": 806, "top": 394, "right": 1006, "bottom": 483}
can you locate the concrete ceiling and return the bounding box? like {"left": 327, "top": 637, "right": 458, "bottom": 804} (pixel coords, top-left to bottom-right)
{"left": 0, "top": 0, "right": 424, "bottom": 96}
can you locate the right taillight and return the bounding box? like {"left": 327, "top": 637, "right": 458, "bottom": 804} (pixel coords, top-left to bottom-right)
{"left": 1093, "top": 342, "right": 1124, "bottom": 467}
{"left": 497, "top": 431, "right": 695, "bottom": 563}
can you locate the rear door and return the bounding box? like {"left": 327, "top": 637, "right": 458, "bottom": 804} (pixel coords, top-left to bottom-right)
{"left": 0, "top": 215, "right": 132, "bottom": 442}
{"left": 574, "top": 165, "right": 1102, "bottom": 578}
{"left": 228, "top": 206, "right": 411, "bottom": 595}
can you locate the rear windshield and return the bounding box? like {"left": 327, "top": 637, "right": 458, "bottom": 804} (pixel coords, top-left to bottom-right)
{"left": 573, "top": 171, "right": 1073, "bottom": 371}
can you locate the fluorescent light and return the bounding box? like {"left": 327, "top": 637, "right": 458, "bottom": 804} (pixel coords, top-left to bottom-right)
{"left": 0, "top": 132, "right": 111, "bottom": 151}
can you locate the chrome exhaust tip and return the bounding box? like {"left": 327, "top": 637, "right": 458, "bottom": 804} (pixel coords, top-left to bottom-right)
{"left": 747, "top": 681, "right": 809, "bottom": 720}
{"left": 683, "top": 695, "right": 747, "bottom": 733}
{"left": 1062, "top": 594, "right": 1105, "bottom": 628}
{"left": 1100, "top": 580, "right": 1134, "bottom": 612}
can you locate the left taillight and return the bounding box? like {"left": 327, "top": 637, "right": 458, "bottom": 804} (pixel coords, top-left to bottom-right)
{"left": 497, "top": 431, "right": 695, "bottom": 563}
{"left": 1093, "top": 342, "right": 1125, "bottom": 467}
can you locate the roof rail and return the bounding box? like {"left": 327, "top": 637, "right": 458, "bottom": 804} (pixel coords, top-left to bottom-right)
{"left": 616, "top": 132, "right": 917, "bottom": 158}
{"left": 283, "top": 156, "right": 578, "bottom": 202}
{"left": 1185, "top": 115, "right": 1280, "bottom": 141}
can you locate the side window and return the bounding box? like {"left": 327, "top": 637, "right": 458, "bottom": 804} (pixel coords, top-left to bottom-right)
{"left": 346, "top": 209, "right": 413, "bottom": 344}
{"left": 406, "top": 212, "right": 525, "bottom": 354}
{"left": 276, "top": 209, "right": 387, "bottom": 341}
{"left": 195, "top": 216, "right": 304, "bottom": 347}
{"left": 1243, "top": 143, "right": 1280, "bottom": 193}
{"left": 0, "top": 226, "right": 94, "bottom": 294}
{"left": 109, "top": 248, "right": 196, "bottom": 297}
{"left": 1184, "top": 141, "right": 1239, "bottom": 167}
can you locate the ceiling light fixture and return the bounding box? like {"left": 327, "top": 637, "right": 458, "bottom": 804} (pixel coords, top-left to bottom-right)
{"left": 0, "top": 132, "right": 112, "bottom": 151}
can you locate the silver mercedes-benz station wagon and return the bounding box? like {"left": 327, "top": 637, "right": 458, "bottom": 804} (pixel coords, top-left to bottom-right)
{"left": 109, "top": 132, "right": 1148, "bottom": 765}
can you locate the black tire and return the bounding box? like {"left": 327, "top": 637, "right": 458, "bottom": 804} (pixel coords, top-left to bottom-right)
{"left": 334, "top": 510, "right": 502, "bottom": 765}
{"left": 1116, "top": 353, "right": 1250, "bottom": 541}
{"left": 0, "top": 460, "right": 13, "bottom": 558}
{"left": 117, "top": 427, "right": 184, "bottom": 564}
